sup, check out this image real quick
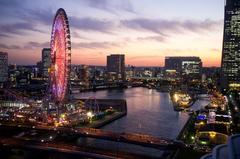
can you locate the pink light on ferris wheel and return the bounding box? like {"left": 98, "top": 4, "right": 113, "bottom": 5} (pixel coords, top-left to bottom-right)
{"left": 49, "top": 8, "right": 71, "bottom": 103}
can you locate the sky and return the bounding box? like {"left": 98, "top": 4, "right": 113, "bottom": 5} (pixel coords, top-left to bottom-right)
{"left": 0, "top": 0, "right": 225, "bottom": 67}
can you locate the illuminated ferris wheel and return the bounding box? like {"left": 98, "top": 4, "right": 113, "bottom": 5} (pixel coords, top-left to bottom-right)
{"left": 49, "top": 8, "right": 71, "bottom": 104}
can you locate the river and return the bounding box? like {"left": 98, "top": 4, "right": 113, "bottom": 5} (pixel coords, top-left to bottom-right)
{"left": 74, "top": 87, "right": 209, "bottom": 139}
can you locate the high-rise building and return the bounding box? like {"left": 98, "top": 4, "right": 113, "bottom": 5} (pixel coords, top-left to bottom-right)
{"left": 107, "top": 54, "right": 125, "bottom": 81}
{"left": 221, "top": 0, "right": 240, "bottom": 88}
{"left": 8, "top": 64, "right": 17, "bottom": 87}
{"left": 165, "top": 56, "right": 202, "bottom": 79}
{"left": 36, "top": 61, "right": 42, "bottom": 77}
{"left": 0, "top": 52, "right": 8, "bottom": 86}
{"left": 78, "top": 65, "right": 89, "bottom": 82}
{"left": 42, "top": 48, "right": 51, "bottom": 78}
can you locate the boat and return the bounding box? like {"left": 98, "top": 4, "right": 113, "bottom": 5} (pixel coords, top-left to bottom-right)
{"left": 170, "top": 91, "right": 195, "bottom": 111}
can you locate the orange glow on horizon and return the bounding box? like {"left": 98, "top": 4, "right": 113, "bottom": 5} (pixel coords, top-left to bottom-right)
{"left": 5, "top": 47, "right": 222, "bottom": 67}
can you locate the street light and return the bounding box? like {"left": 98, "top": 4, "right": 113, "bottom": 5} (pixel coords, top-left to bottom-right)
{"left": 87, "top": 111, "right": 93, "bottom": 118}
{"left": 87, "top": 111, "right": 94, "bottom": 123}
{"left": 174, "top": 93, "right": 179, "bottom": 102}
{"left": 209, "top": 131, "right": 216, "bottom": 138}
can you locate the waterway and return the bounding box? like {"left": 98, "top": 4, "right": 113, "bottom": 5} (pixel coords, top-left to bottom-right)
{"left": 75, "top": 87, "right": 209, "bottom": 139}
{"left": 74, "top": 87, "right": 210, "bottom": 157}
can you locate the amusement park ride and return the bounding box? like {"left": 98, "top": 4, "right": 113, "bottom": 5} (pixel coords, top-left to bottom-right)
{"left": 0, "top": 8, "right": 101, "bottom": 127}
{"left": 47, "top": 8, "right": 71, "bottom": 121}
{"left": 45, "top": 8, "right": 100, "bottom": 125}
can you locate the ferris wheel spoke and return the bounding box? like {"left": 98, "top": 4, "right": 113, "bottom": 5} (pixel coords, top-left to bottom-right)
{"left": 49, "top": 8, "right": 71, "bottom": 105}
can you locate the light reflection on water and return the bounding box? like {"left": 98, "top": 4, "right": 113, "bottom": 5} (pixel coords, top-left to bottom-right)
{"left": 74, "top": 87, "right": 209, "bottom": 156}
{"left": 75, "top": 87, "right": 200, "bottom": 138}
{"left": 76, "top": 137, "right": 164, "bottom": 158}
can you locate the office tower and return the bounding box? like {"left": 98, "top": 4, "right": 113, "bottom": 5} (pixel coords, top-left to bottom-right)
{"left": 165, "top": 56, "right": 202, "bottom": 79}
{"left": 42, "top": 48, "right": 51, "bottom": 78}
{"left": 36, "top": 61, "right": 42, "bottom": 77}
{"left": 78, "top": 65, "right": 89, "bottom": 87}
{"left": 107, "top": 54, "right": 125, "bottom": 82}
{"left": 221, "top": 0, "right": 240, "bottom": 88}
{"left": 0, "top": 52, "right": 8, "bottom": 86}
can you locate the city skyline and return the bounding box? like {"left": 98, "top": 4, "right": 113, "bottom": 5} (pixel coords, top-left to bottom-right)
{"left": 0, "top": 0, "right": 224, "bottom": 67}
{"left": 1, "top": 2, "right": 240, "bottom": 158}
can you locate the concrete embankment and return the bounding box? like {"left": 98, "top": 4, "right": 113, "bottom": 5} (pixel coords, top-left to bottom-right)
{"left": 74, "top": 98, "right": 127, "bottom": 128}
{"left": 90, "top": 111, "right": 127, "bottom": 128}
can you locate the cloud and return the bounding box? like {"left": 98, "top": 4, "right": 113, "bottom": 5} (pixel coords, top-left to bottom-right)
{"left": 23, "top": 41, "right": 50, "bottom": 49}
{"left": 0, "top": 0, "right": 21, "bottom": 6}
{"left": 159, "top": 48, "right": 207, "bottom": 57}
{"left": 0, "top": 41, "right": 120, "bottom": 50}
{"left": 0, "top": 33, "right": 12, "bottom": 38}
{"left": 72, "top": 41, "right": 120, "bottom": 49}
{"left": 71, "top": 31, "right": 91, "bottom": 40}
{"left": 210, "top": 48, "right": 221, "bottom": 52}
{"left": 0, "top": 0, "right": 23, "bottom": 12}
{"left": 87, "top": 0, "right": 135, "bottom": 13}
{"left": 70, "top": 17, "right": 115, "bottom": 33}
{"left": 137, "top": 35, "right": 167, "bottom": 42}
{"left": 15, "top": 8, "right": 115, "bottom": 34}
{"left": 0, "top": 43, "right": 21, "bottom": 49}
{"left": 0, "top": 7, "right": 116, "bottom": 39}
{"left": 17, "top": 8, "right": 54, "bottom": 26}
{"left": 71, "top": 31, "right": 81, "bottom": 38}
{"left": 0, "top": 22, "right": 46, "bottom": 36}
{"left": 0, "top": 41, "right": 49, "bottom": 50}
{"left": 129, "top": 55, "right": 164, "bottom": 60}
{"left": 121, "top": 18, "right": 222, "bottom": 35}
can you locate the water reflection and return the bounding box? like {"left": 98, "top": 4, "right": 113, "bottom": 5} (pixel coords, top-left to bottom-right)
{"left": 75, "top": 87, "right": 208, "bottom": 139}
{"left": 76, "top": 137, "right": 163, "bottom": 158}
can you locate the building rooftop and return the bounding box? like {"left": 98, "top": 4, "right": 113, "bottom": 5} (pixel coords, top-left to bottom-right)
{"left": 165, "top": 56, "right": 201, "bottom": 60}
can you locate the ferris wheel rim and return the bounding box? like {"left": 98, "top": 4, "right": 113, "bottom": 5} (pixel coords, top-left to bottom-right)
{"left": 49, "top": 8, "right": 71, "bottom": 104}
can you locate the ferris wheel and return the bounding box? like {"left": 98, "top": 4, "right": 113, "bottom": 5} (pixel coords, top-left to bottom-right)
{"left": 49, "top": 8, "right": 71, "bottom": 104}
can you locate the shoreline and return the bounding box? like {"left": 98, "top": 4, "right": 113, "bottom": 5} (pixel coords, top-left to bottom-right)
{"left": 74, "top": 98, "right": 128, "bottom": 129}
{"left": 176, "top": 113, "right": 196, "bottom": 140}
{"left": 89, "top": 111, "right": 127, "bottom": 128}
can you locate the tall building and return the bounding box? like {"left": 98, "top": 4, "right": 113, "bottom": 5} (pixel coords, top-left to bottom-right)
{"left": 8, "top": 64, "right": 17, "bottom": 87}
{"left": 221, "top": 0, "right": 240, "bottom": 88}
{"left": 42, "top": 48, "right": 51, "bottom": 78}
{"left": 75, "top": 65, "right": 89, "bottom": 88}
{"left": 36, "top": 61, "right": 42, "bottom": 77}
{"left": 165, "top": 56, "right": 202, "bottom": 79}
{"left": 0, "top": 52, "right": 8, "bottom": 86}
{"left": 107, "top": 54, "right": 125, "bottom": 82}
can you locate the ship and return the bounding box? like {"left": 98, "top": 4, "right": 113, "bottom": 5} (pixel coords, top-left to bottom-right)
{"left": 170, "top": 91, "right": 195, "bottom": 111}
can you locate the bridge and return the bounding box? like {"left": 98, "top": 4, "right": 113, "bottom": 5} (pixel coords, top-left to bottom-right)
{"left": 0, "top": 122, "right": 183, "bottom": 150}
{"left": 0, "top": 122, "right": 184, "bottom": 159}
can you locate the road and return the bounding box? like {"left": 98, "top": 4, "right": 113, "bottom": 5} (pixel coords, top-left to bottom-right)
{"left": 0, "top": 122, "right": 183, "bottom": 150}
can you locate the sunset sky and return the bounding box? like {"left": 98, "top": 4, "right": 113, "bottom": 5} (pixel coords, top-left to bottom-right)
{"left": 0, "top": 0, "right": 225, "bottom": 67}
